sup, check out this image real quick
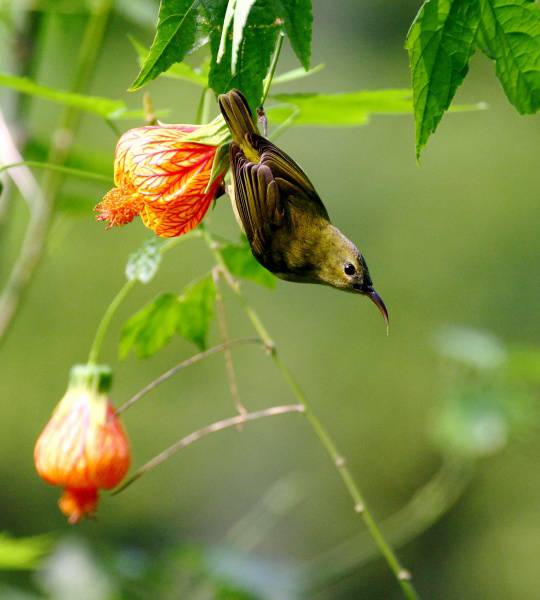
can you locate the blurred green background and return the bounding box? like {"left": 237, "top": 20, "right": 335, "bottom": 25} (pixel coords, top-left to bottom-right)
{"left": 1, "top": 1, "right": 540, "bottom": 598}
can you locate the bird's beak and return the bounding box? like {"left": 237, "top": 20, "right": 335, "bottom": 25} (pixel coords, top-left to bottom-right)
{"left": 365, "top": 287, "right": 389, "bottom": 329}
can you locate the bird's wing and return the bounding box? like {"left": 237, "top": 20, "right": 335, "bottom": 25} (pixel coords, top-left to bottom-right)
{"left": 230, "top": 143, "right": 283, "bottom": 259}
{"left": 248, "top": 134, "right": 330, "bottom": 221}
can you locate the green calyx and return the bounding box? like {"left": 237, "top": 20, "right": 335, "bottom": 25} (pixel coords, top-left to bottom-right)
{"left": 182, "top": 115, "right": 231, "bottom": 146}
{"left": 69, "top": 363, "right": 113, "bottom": 394}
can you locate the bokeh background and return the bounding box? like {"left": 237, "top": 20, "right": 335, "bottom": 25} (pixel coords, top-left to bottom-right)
{"left": 1, "top": 1, "right": 540, "bottom": 598}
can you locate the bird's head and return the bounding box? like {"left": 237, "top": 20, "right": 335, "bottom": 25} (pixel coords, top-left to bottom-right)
{"left": 317, "top": 227, "right": 389, "bottom": 327}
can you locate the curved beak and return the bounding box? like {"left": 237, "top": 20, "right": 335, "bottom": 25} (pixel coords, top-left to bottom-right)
{"left": 365, "top": 287, "right": 389, "bottom": 330}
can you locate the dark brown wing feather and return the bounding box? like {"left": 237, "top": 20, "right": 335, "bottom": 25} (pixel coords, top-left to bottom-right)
{"left": 229, "top": 134, "right": 329, "bottom": 262}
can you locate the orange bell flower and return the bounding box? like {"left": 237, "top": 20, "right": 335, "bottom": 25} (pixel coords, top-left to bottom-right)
{"left": 96, "top": 119, "right": 229, "bottom": 237}
{"left": 34, "top": 365, "right": 130, "bottom": 524}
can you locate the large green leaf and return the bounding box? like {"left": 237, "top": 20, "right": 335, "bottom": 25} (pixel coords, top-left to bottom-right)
{"left": 278, "top": 0, "right": 312, "bottom": 70}
{"left": 120, "top": 293, "right": 181, "bottom": 359}
{"left": 0, "top": 73, "right": 125, "bottom": 117}
{"left": 176, "top": 275, "right": 216, "bottom": 350}
{"left": 268, "top": 89, "right": 416, "bottom": 126}
{"left": 478, "top": 0, "right": 540, "bottom": 113}
{"left": 406, "top": 0, "right": 480, "bottom": 159}
{"left": 0, "top": 534, "right": 51, "bottom": 570}
{"left": 221, "top": 237, "right": 276, "bottom": 288}
{"left": 129, "top": 36, "right": 208, "bottom": 86}
{"left": 130, "top": 0, "right": 200, "bottom": 90}
{"left": 232, "top": 0, "right": 258, "bottom": 75}
{"left": 204, "top": 0, "right": 280, "bottom": 108}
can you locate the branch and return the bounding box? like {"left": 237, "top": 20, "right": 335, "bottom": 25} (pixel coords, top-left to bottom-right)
{"left": 117, "top": 337, "right": 264, "bottom": 415}
{"left": 114, "top": 403, "right": 305, "bottom": 493}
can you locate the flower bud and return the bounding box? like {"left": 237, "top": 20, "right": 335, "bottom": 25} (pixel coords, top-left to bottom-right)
{"left": 34, "top": 365, "right": 130, "bottom": 524}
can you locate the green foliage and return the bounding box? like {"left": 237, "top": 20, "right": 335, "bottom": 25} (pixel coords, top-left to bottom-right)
{"left": 272, "top": 63, "right": 324, "bottom": 85}
{"left": 130, "top": 0, "right": 200, "bottom": 91}
{"left": 478, "top": 0, "right": 540, "bottom": 113}
{"left": 129, "top": 36, "right": 208, "bottom": 87}
{"left": 406, "top": 0, "right": 480, "bottom": 158}
{"left": 0, "top": 73, "right": 125, "bottom": 118}
{"left": 176, "top": 275, "right": 216, "bottom": 350}
{"left": 120, "top": 293, "right": 181, "bottom": 359}
{"left": 120, "top": 276, "right": 216, "bottom": 358}
{"left": 206, "top": 0, "right": 280, "bottom": 107}
{"left": 221, "top": 237, "right": 276, "bottom": 288}
{"left": 269, "top": 89, "right": 416, "bottom": 126}
{"left": 0, "top": 533, "right": 51, "bottom": 570}
{"left": 407, "top": 0, "right": 540, "bottom": 157}
{"left": 125, "top": 239, "right": 163, "bottom": 284}
{"left": 278, "top": 0, "right": 313, "bottom": 70}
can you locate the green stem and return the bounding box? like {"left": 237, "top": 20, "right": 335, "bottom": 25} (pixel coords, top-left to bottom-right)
{"left": 261, "top": 31, "right": 284, "bottom": 105}
{"left": 0, "top": 161, "right": 111, "bottom": 183}
{"left": 0, "top": 0, "right": 114, "bottom": 346}
{"left": 87, "top": 280, "right": 135, "bottom": 365}
{"left": 86, "top": 231, "right": 201, "bottom": 364}
{"left": 201, "top": 227, "right": 420, "bottom": 600}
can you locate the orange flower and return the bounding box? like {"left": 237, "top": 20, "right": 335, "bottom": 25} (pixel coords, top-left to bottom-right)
{"left": 96, "top": 123, "right": 228, "bottom": 237}
{"left": 34, "top": 365, "right": 130, "bottom": 524}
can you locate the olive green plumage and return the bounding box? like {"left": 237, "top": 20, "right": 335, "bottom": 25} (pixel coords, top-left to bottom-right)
{"left": 218, "top": 89, "right": 388, "bottom": 323}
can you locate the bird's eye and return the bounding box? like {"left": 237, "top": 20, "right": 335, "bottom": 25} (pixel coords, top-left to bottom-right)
{"left": 344, "top": 262, "right": 356, "bottom": 276}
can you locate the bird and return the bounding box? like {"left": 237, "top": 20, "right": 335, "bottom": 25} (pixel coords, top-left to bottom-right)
{"left": 218, "top": 89, "right": 388, "bottom": 326}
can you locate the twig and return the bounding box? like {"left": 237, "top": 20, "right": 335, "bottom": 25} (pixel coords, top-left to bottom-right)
{"left": 117, "top": 337, "right": 264, "bottom": 415}
{"left": 200, "top": 227, "right": 420, "bottom": 600}
{"left": 114, "top": 403, "right": 305, "bottom": 493}
{"left": 212, "top": 267, "right": 247, "bottom": 416}
{"left": 0, "top": 0, "right": 114, "bottom": 345}
{"left": 0, "top": 110, "right": 49, "bottom": 341}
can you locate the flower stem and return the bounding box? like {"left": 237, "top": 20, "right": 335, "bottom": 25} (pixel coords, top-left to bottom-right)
{"left": 201, "top": 227, "right": 420, "bottom": 600}
{"left": 87, "top": 279, "right": 135, "bottom": 365}
{"left": 113, "top": 403, "right": 305, "bottom": 494}
{"left": 261, "top": 31, "right": 285, "bottom": 105}
{"left": 117, "top": 337, "right": 264, "bottom": 415}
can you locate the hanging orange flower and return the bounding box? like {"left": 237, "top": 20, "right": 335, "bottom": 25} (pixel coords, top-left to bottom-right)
{"left": 34, "top": 364, "right": 130, "bottom": 524}
{"left": 96, "top": 120, "right": 229, "bottom": 237}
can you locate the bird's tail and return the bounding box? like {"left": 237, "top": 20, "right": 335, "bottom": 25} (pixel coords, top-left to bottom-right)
{"left": 218, "top": 89, "right": 258, "bottom": 148}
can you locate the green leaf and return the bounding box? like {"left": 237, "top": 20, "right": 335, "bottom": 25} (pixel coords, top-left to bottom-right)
{"left": 278, "top": 0, "right": 312, "bottom": 70}
{"left": 120, "top": 293, "right": 180, "bottom": 359}
{"left": 405, "top": 0, "right": 480, "bottom": 159}
{"left": 268, "top": 89, "right": 415, "bottom": 126}
{"left": 205, "top": 0, "right": 280, "bottom": 108}
{"left": 0, "top": 73, "right": 125, "bottom": 117}
{"left": 0, "top": 534, "right": 51, "bottom": 570}
{"left": 217, "top": 0, "right": 237, "bottom": 63}
{"left": 221, "top": 237, "right": 276, "bottom": 288}
{"left": 232, "top": 0, "right": 257, "bottom": 75}
{"left": 129, "top": 36, "right": 208, "bottom": 86}
{"left": 478, "top": 0, "right": 540, "bottom": 114}
{"left": 272, "top": 62, "right": 324, "bottom": 85}
{"left": 130, "top": 0, "right": 201, "bottom": 91}
{"left": 125, "top": 239, "right": 163, "bottom": 284}
{"left": 176, "top": 275, "right": 216, "bottom": 350}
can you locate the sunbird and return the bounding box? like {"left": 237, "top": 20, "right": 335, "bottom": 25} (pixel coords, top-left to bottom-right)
{"left": 218, "top": 89, "right": 388, "bottom": 325}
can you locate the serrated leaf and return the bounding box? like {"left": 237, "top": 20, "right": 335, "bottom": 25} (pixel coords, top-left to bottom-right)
{"left": 0, "top": 73, "right": 125, "bottom": 117}
{"left": 129, "top": 36, "right": 208, "bottom": 86}
{"left": 205, "top": 0, "right": 280, "bottom": 108}
{"left": 278, "top": 0, "right": 312, "bottom": 70}
{"left": 130, "top": 0, "right": 200, "bottom": 91}
{"left": 120, "top": 293, "right": 180, "bottom": 359}
{"left": 405, "top": 0, "right": 480, "bottom": 159}
{"left": 176, "top": 276, "right": 216, "bottom": 350}
{"left": 125, "top": 239, "right": 163, "bottom": 283}
{"left": 221, "top": 238, "right": 276, "bottom": 288}
{"left": 478, "top": 0, "right": 540, "bottom": 114}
